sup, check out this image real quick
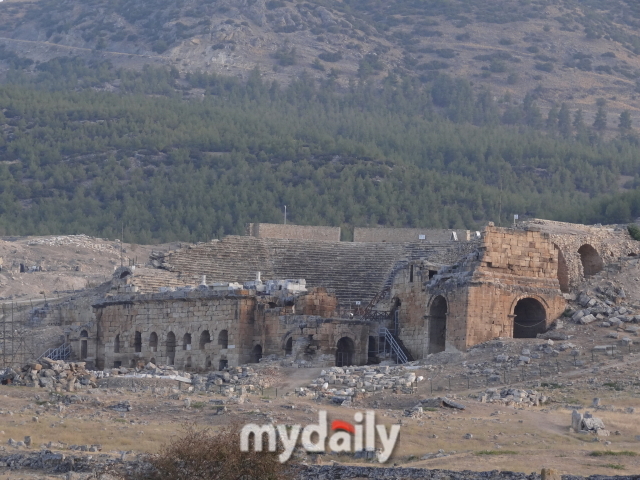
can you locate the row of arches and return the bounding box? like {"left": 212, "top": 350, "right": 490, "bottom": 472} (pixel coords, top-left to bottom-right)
{"left": 113, "top": 329, "right": 230, "bottom": 365}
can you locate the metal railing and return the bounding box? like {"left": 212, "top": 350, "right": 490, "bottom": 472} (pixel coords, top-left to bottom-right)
{"left": 379, "top": 327, "right": 408, "bottom": 364}
{"left": 38, "top": 343, "right": 71, "bottom": 362}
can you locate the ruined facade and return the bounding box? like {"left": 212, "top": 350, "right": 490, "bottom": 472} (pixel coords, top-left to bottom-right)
{"left": 35, "top": 220, "right": 640, "bottom": 371}
{"left": 391, "top": 225, "right": 567, "bottom": 356}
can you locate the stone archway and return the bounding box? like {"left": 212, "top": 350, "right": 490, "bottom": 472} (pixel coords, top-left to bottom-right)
{"left": 578, "top": 244, "right": 603, "bottom": 277}
{"left": 251, "top": 345, "right": 262, "bottom": 363}
{"left": 335, "top": 337, "right": 355, "bottom": 367}
{"left": 513, "top": 298, "right": 547, "bottom": 338}
{"left": 285, "top": 337, "right": 293, "bottom": 356}
{"left": 80, "top": 330, "right": 88, "bottom": 360}
{"left": 166, "top": 332, "right": 176, "bottom": 365}
{"left": 428, "top": 296, "right": 447, "bottom": 354}
{"left": 218, "top": 330, "right": 228, "bottom": 349}
{"left": 199, "top": 330, "right": 211, "bottom": 350}
{"left": 149, "top": 332, "right": 158, "bottom": 352}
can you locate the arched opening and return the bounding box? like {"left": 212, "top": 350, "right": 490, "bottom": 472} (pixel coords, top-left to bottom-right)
{"left": 555, "top": 245, "right": 570, "bottom": 293}
{"left": 206, "top": 355, "right": 212, "bottom": 368}
{"left": 80, "top": 330, "right": 88, "bottom": 360}
{"left": 185, "top": 356, "right": 192, "bottom": 369}
{"left": 367, "top": 335, "right": 378, "bottom": 364}
{"left": 513, "top": 298, "right": 547, "bottom": 338}
{"left": 150, "top": 357, "right": 156, "bottom": 365}
{"left": 219, "top": 359, "right": 228, "bottom": 370}
{"left": 114, "top": 334, "right": 120, "bottom": 354}
{"left": 166, "top": 332, "right": 176, "bottom": 365}
{"left": 119, "top": 270, "right": 131, "bottom": 279}
{"left": 428, "top": 296, "right": 447, "bottom": 354}
{"left": 285, "top": 337, "right": 293, "bottom": 356}
{"left": 183, "top": 333, "right": 192, "bottom": 351}
{"left": 578, "top": 244, "right": 603, "bottom": 277}
{"left": 134, "top": 331, "right": 142, "bottom": 353}
{"left": 149, "top": 332, "right": 158, "bottom": 352}
{"left": 251, "top": 345, "right": 263, "bottom": 363}
{"left": 336, "top": 337, "right": 355, "bottom": 367}
{"left": 218, "top": 330, "right": 228, "bottom": 349}
{"left": 199, "top": 330, "right": 211, "bottom": 350}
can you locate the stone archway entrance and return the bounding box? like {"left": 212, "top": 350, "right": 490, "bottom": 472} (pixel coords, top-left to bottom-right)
{"left": 428, "top": 296, "right": 447, "bottom": 354}
{"left": 285, "top": 337, "right": 293, "bottom": 356}
{"left": 513, "top": 298, "right": 547, "bottom": 338}
{"left": 336, "top": 337, "right": 355, "bottom": 367}
{"left": 578, "top": 244, "right": 603, "bottom": 277}
{"left": 251, "top": 345, "right": 262, "bottom": 363}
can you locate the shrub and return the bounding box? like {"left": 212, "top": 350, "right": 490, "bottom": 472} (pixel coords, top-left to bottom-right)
{"left": 133, "top": 424, "right": 290, "bottom": 480}
{"left": 152, "top": 40, "right": 169, "bottom": 54}
{"left": 273, "top": 46, "right": 296, "bottom": 66}
{"left": 318, "top": 51, "right": 342, "bottom": 62}
{"left": 628, "top": 224, "right": 640, "bottom": 241}
{"left": 535, "top": 62, "right": 554, "bottom": 72}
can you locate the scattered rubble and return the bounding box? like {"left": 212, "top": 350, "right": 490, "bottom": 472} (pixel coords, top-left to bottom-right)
{"left": 306, "top": 364, "right": 428, "bottom": 403}
{"left": 477, "top": 388, "right": 548, "bottom": 407}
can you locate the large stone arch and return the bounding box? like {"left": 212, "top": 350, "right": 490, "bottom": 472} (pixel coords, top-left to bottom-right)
{"left": 578, "top": 244, "right": 604, "bottom": 277}
{"left": 427, "top": 295, "right": 447, "bottom": 354}
{"left": 512, "top": 297, "right": 547, "bottom": 338}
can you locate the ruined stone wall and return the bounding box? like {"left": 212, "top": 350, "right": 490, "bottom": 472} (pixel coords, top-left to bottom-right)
{"left": 353, "top": 227, "right": 472, "bottom": 243}
{"left": 391, "top": 226, "right": 567, "bottom": 355}
{"left": 521, "top": 219, "right": 640, "bottom": 290}
{"left": 246, "top": 223, "right": 341, "bottom": 242}
{"left": 93, "top": 292, "right": 257, "bottom": 371}
{"left": 295, "top": 287, "right": 338, "bottom": 317}
{"left": 254, "top": 313, "right": 372, "bottom": 366}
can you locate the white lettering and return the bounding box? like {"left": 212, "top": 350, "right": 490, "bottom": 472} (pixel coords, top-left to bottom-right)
{"left": 376, "top": 424, "right": 401, "bottom": 463}
{"left": 300, "top": 410, "right": 327, "bottom": 452}
{"left": 240, "top": 424, "right": 276, "bottom": 453}
{"left": 277, "top": 424, "right": 301, "bottom": 463}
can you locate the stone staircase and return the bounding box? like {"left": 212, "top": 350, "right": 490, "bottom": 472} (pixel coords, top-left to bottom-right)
{"left": 154, "top": 236, "right": 480, "bottom": 305}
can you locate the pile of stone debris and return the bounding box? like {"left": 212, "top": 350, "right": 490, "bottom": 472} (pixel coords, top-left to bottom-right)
{"left": 2, "top": 359, "right": 282, "bottom": 395}
{"left": 0, "top": 358, "right": 98, "bottom": 391}
{"left": 476, "top": 387, "right": 549, "bottom": 407}
{"left": 571, "top": 409, "right": 610, "bottom": 437}
{"left": 570, "top": 291, "right": 639, "bottom": 329}
{"left": 306, "top": 364, "right": 430, "bottom": 404}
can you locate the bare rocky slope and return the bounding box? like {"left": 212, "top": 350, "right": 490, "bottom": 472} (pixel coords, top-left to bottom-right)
{"left": 1, "top": 0, "right": 640, "bottom": 120}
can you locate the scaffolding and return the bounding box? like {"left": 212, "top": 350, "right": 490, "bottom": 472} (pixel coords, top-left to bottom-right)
{"left": 0, "top": 300, "right": 53, "bottom": 369}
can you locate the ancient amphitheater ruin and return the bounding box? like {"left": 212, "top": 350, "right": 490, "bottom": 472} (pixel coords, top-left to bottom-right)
{"left": 28, "top": 220, "right": 640, "bottom": 372}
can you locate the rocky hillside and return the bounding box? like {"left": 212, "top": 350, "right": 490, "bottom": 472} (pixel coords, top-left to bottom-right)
{"left": 2, "top": 0, "right": 640, "bottom": 118}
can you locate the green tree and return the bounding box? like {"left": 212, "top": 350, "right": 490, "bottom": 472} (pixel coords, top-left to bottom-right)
{"left": 558, "top": 103, "right": 572, "bottom": 138}
{"left": 593, "top": 106, "right": 607, "bottom": 131}
{"left": 619, "top": 110, "right": 632, "bottom": 132}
